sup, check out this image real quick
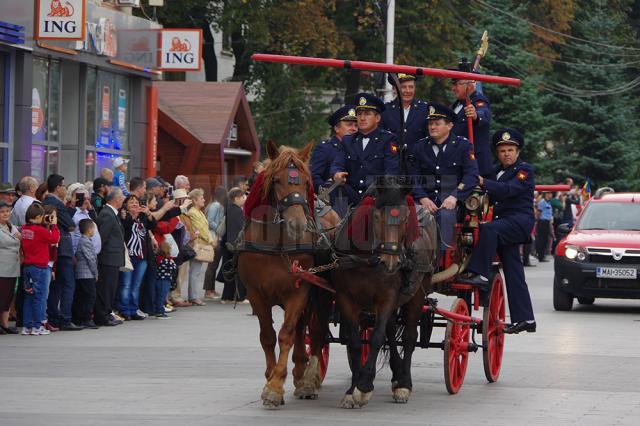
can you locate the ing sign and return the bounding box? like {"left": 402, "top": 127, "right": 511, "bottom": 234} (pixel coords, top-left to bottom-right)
{"left": 159, "top": 29, "right": 203, "bottom": 71}
{"left": 36, "top": 0, "right": 86, "bottom": 41}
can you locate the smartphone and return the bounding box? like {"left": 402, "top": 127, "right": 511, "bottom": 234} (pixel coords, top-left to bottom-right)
{"left": 76, "top": 193, "right": 85, "bottom": 205}
{"left": 167, "top": 185, "right": 174, "bottom": 199}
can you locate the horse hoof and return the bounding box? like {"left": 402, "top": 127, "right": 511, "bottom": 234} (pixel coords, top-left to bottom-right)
{"left": 392, "top": 388, "right": 411, "bottom": 404}
{"left": 261, "top": 386, "right": 285, "bottom": 409}
{"left": 352, "top": 387, "right": 373, "bottom": 407}
{"left": 338, "top": 394, "right": 360, "bottom": 409}
{"left": 294, "top": 384, "right": 318, "bottom": 400}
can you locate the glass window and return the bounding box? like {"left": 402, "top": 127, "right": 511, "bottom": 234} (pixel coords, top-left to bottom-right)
{"left": 89, "top": 69, "right": 130, "bottom": 151}
{"left": 85, "top": 67, "right": 131, "bottom": 180}
{"left": 31, "top": 57, "right": 61, "bottom": 181}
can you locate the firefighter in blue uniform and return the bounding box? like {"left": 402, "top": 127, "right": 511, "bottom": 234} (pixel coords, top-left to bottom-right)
{"left": 450, "top": 59, "right": 493, "bottom": 177}
{"left": 462, "top": 128, "right": 536, "bottom": 334}
{"left": 407, "top": 103, "right": 479, "bottom": 251}
{"left": 310, "top": 105, "right": 358, "bottom": 216}
{"left": 381, "top": 73, "right": 429, "bottom": 151}
{"left": 311, "top": 105, "right": 358, "bottom": 192}
{"left": 330, "top": 93, "right": 401, "bottom": 207}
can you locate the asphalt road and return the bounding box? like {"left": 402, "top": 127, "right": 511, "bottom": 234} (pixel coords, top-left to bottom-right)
{"left": 1, "top": 261, "right": 639, "bottom": 425}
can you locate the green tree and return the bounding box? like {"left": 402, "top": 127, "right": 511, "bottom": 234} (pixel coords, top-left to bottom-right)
{"left": 548, "top": 0, "right": 640, "bottom": 190}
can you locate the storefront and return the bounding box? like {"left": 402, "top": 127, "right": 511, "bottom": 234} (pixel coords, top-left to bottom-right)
{"left": 0, "top": 0, "right": 162, "bottom": 184}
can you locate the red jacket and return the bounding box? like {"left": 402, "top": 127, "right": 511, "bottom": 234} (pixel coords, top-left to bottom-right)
{"left": 21, "top": 224, "right": 60, "bottom": 268}
{"left": 151, "top": 216, "right": 179, "bottom": 246}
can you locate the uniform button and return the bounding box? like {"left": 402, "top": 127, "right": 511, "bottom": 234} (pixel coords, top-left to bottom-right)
{"left": 360, "top": 165, "right": 363, "bottom": 169}
{"left": 436, "top": 166, "right": 440, "bottom": 170}
{"left": 495, "top": 215, "right": 499, "bottom": 219}
{"left": 359, "top": 180, "right": 364, "bottom": 184}
{"left": 358, "top": 190, "right": 363, "bottom": 194}
{"left": 404, "top": 129, "right": 407, "bottom": 132}
{"left": 435, "top": 190, "right": 439, "bottom": 193}
{"left": 436, "top": 180, "right": 440, "bottom": 183}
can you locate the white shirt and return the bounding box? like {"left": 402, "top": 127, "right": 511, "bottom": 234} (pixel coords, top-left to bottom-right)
{"left": 362, "top": 137, "right": 370, "bottom": 150}
{"left": 454, "top": 103, "right": 464, "bottom": 114}
{"left": 403, "top": 106, "right": 411, "bottom": 121}
{"left": 106, "top": 204, "right": 119, "bottom": 216}
{"left": 10, "top": 195, "right": 37, "bottom": 227}
{"left": 432, "top": 143, "right": 447, "bottom": 156}
{"left": 497, "top": 170, "right": 506, "bottom": 180}
{"left": 72, "top": 208, "right": 102, "bottom": 255}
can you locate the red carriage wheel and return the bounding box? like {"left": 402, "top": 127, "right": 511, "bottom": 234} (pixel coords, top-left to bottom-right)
{"left": 443, "top": 298, "right": 471, "bottom": 394}
{"left": 304, "top": 319, "right": 330, "bottom": 383}
{"left": 482, "top": 270, "right": 506, "bottom": 383}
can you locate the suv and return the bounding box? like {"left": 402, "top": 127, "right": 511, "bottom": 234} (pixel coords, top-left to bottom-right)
{"left": 554, "top": 192, "right": 640, "bottom": 310}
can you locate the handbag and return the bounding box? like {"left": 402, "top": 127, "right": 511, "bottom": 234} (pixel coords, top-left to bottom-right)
{"left": 193, "top": 240, "right": 215, "bottom": 263}
{"left": 175, "top": 243, "right": 196, "bottom": 266}
{"left": 120, "top": 244, "right": 134, "bottom": 272}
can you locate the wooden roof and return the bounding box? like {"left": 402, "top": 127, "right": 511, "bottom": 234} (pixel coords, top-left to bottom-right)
{"left": 154, "top": 81, "right": 260, "bottom": 153}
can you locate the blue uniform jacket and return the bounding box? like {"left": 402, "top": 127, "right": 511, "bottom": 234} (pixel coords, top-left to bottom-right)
{"left": 330, "top": 127, "right": 401, "bottom": 204}
{"left": 381, "top": 99, "right": 429, "bottom": 151}
{"left": 451, "top": 91, "right": 492, "bottom": 176}
{"left": 310, "top": 136, "right": 342, "bottom": 192}
{"left": 407, "top": 133, "right": 479, "bottom": 206}
{"left": 484, "top": 159, "right": 536, "bottom": 241}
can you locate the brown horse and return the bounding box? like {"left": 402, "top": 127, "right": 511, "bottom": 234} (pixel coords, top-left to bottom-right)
{"left": 238, "top": 140, "right": 323, "bottom": 408}
{"left": 331, "top": 177, "right": 429, "bottom": 408}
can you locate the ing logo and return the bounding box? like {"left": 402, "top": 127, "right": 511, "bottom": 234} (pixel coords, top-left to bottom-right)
{"left": 47, "top": 0, "right": 75, "bottom": 18}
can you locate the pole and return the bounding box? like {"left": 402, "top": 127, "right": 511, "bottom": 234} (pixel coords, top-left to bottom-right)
{"left": 384, "top": 0, "right": 395, "bottom": 102}
{"left": 251, "top": 54, "right": 521, "bottom": 87}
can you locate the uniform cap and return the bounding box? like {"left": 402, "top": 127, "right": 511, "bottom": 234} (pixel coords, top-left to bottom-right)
{"left": 492, "top": 127, "right": 524, "bottom": 149}
{"left": 354, "top": 93, "right": 385, "bottom": 114}
{"left": 328, "top": 105, "right": 357, "bottom": 127}
{"left": 426, "top": 103, "right": 456, "bottom": 122}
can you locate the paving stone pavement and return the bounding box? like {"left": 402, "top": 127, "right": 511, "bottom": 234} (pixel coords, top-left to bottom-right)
{"left": 1, "top": 261, "right": 639, "bottom": 425}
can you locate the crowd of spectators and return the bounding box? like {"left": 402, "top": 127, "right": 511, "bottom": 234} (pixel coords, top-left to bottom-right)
{"left": 522, "top": 177, "right": 584, "bottom": 266}
{"left": 0, "top": 157, "right": 256, "bottom": 336}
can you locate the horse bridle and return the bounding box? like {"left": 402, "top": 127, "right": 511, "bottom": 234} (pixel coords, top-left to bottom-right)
{"left": 272, "top": 162, "right": 311, "bottom": 225}
{"left": 375, "top": 206, "right": 408, "bottom": 256}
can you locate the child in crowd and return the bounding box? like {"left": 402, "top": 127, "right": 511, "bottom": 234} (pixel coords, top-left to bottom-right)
{"left": 41, "top": 205, "right": 59, "bottom": 332}
{"left": 72, "top": 219, "right": 99, "bottom": 329}
{"left": 21, "top": 203, "right": 60, "bottom": 335}
{"left": 155, "top": 242, "right": 176, "bottom": 319}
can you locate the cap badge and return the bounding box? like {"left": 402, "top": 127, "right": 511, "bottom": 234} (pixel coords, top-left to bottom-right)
{"left": 359, "top": 97, "right": 367, "bottom": 106}
{"left": 429, "top": 106, "right": 435, "bottom": 115}
{"left": 348, "top": 108, "right": 356, "bottom": 117}
{"left": 503, "top": 132, "right": 511, "bottom": 140}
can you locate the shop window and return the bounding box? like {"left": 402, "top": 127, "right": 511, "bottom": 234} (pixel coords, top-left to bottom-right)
{"left": 0, "top": 52, "right": 6, "bottom": 180}
{"left": 31, "top": 57, "right": 61, "bottom": 181}
{"left": 85, "top": 67, "right": 131, "bottom": 179}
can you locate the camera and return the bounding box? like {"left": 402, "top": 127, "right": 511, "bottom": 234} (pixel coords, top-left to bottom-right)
{"left": 43, "top": 215, "right": 51, "bottom": 224}
{"left": 75, "top": 192, "right": 85, "bottom": 207}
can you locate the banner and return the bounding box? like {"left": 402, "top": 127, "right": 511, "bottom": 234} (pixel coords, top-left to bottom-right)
{"left": 35, "top": 0, "right": 86, "bottom": 41}
{"left": 159, "top": 29, "right": 202, "bottom": 71}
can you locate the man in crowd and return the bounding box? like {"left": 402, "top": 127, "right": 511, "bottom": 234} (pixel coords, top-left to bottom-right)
{"left": 10, "top": 176, "right": 39, "bottom": 226}
{"left": 174, "top": 175, "right": 191, "bottom": 192}
{"left": 112, "top": 157, "right": 129, "bottom": 196}
{"left": 44, "top": 174, "right": 82, "bottom": 331}
{"left": 129, "top": 177, "right": 147, "bottom": 199}
{"left": 94, "top": 188, "right": 126, "bottom": 327}
{"left": 462, "top": 128, "right": 536, "bottom": 334}
{"left": 101, "top": 167, "right": 114, "bottom": 184}
{"left": 146, "top": 178, "right": 165, "bottom": 199}
{"left": 536, "top": 191, "right": 553, "bottom": 262}
{"left": 450, "top": 59, "right": 493, "bottom": 177}
{"left": 91, "top": 177, "right": 111, "bottom": 215}
{"left": 311, "top": 105, "right": 358, "bottom": 216}
{"left": 382, "top": 73, "right": 429, "bottom": 151}
{"left": 331, "top": 93, "right": 400, "bottom": 207}
{"left": 0, "top": 183, "right": 17, "bottom": 205}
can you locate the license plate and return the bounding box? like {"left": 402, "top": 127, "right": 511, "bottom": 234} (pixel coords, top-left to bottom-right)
{"left": 596, "top": 267, "right": 638, "bottom": 279}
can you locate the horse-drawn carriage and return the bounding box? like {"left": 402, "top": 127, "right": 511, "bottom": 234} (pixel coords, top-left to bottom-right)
{"left": 231, "top": 53, "right": 553, "bottom": 409}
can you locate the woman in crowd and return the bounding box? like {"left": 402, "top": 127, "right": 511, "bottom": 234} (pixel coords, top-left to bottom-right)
{"left": 35, "top": 182, "right": 48, "bottom": 203}
{"left": 0, "top": 200, "right": 21, "bottom": 334}
{"left": 184, "top": 188, "right": 216, "bottom": 306}
{"left": 203, "top": 186, "right": 227, "bottom": 300}
{"left": 118, "top": 194, "right": 156, "bottom": 320}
